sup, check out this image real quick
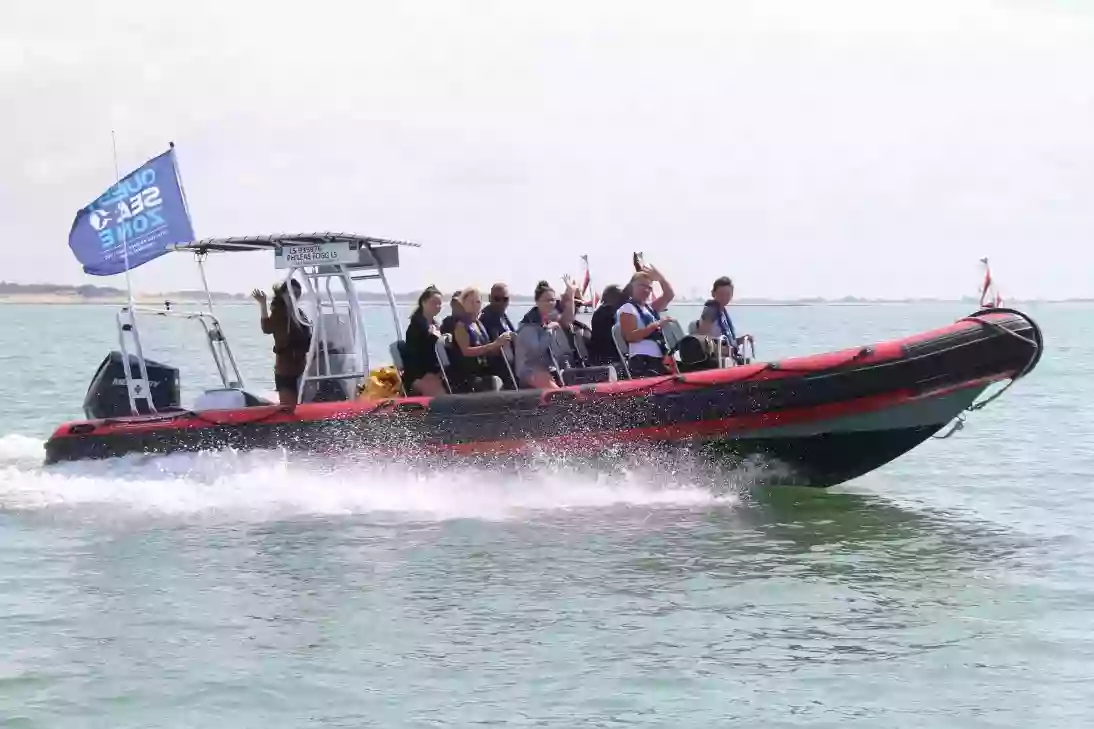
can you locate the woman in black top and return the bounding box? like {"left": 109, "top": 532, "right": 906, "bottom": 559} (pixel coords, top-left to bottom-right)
{"left": 402, "top": 286, "right": 447, "bottom": 396}
{"left": 587, "top": 284, "right": 623, "bottom": 366}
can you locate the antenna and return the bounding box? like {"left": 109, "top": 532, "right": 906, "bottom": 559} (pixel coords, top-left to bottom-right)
{"left": 167, "top": 141, "right": 212, "bottom": 314}
{"left": 111, "top": 130, "right": 135, "bottom": 308}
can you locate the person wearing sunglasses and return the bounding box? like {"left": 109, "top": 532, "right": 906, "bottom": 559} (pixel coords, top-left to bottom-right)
{"left": 479, "top": 282, "right": 519, "bottom": 389}
{"left": 480, "top": 283, "right": 515, "bottom": 341}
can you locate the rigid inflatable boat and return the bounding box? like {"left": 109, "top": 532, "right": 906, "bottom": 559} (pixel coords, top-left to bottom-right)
{"left": 43, "top": 233, "right": 1043, "bottom": 487}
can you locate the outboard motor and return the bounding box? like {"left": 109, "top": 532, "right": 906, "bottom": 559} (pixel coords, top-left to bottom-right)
{"left": 83, "top": 351, "right": 181, "bottom": 419}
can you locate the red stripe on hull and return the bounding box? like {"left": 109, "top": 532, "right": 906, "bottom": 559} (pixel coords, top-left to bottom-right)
{"left": 425, "top": 378, "right": 996, "bottom": 457}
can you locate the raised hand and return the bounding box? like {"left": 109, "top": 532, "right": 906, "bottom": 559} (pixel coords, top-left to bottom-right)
{"left": 250, "top": 288, "right": 267, "bottom": 305}
{"left": 641, "top": 264, "right": 665, "bottom": 283}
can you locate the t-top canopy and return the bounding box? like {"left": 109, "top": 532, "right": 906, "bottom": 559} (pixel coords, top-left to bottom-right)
{"left": 170, "top": 232, "right": 420, "bottom": 255}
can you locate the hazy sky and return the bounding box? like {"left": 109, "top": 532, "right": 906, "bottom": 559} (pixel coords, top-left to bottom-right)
{"left": 4, "top": 0, "right": 1093, "bottom": 299}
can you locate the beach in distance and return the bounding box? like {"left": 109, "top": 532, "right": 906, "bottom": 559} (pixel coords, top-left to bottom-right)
{"left": 0, "top": 282, "right": 1085, "bottom": 307}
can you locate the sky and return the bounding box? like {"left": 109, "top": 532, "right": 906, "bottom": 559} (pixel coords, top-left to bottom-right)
{"left": 3, "top": 0, "right": 1093, "bottom": 300}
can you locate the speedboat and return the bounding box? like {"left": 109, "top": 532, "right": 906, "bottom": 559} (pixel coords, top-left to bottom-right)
{"left": 43, "top": 232, "right": 1043, "bottom": 487}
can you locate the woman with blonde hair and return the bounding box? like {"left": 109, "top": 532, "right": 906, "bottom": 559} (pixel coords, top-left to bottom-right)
{"left": 616, "top": 264, "right": 676, "bottom": 378}
{"left": 452, "top": 287, "right": 513, "bottom": 392}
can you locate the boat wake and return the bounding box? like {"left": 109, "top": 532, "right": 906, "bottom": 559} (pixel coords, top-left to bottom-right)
{"left": 0, "top": 433, "right": 755, "bottom": 524}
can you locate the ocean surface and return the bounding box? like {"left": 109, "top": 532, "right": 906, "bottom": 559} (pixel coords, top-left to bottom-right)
{"left": 0, "top": 301, "right": 1090, "bottom": 727}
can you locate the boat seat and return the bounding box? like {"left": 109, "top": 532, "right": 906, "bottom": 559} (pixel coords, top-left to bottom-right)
{"left": 548, "top": 326, "right": 609, "bottom": 384}
{"left": 571, "top": 328, "right": 591, "bottom": 365}
{"left": 389, "top": 340, "right": 406, "bottom": 370}
{"left": 547, "top": 324, "right": 592, "bottom": 367}
{"left": 434, "top": 337, "right": 453, "bottom": 393}
{"left": 547, "top": 327, "right": 571, "bottom": 367}
{"left": 610, "top": 323, "right": 631, "bottom": 378}
{"left": 192, "top": 387, "right": 272, "bottom": 412}
{"left": 662, "top": 320, "right": 686, "bottom": 354}
{"left": 687, "top": 321, "right": 699, "bottom": 335}
{"left": 390, "top": 340, "right": 409, "bottom": 395}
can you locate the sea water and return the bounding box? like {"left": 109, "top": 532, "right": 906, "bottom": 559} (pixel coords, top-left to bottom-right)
{"left": 0, "top": 302, "right": 1091, "bottom": 727}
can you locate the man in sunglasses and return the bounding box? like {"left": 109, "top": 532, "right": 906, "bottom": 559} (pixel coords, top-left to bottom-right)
{"left": 481, "top": 283, "right": 516, "bottom": 341}
{"left": 480, "top": 282, "right": 518, "bottom": 389}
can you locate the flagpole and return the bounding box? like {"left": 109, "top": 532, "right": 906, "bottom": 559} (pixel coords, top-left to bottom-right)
{"left": 111, "top": 130, "right": 135, "bottom": 309}
{"left": 109, "top": 130, "right": 155, "bottom": 415}
{"left": 168, "top": 140, "right": 214, "bottom": 314}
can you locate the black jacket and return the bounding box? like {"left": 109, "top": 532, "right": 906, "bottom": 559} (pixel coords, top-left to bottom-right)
{"left": 480, "top": 304, "right": 515, "bottom": 342}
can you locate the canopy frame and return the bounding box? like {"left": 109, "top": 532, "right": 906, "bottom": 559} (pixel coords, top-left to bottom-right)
{"left": 111, "top": 232, "right": 416, "bottom": 413}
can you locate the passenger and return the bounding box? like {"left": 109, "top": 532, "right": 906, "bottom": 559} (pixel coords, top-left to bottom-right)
{"left": 479, "top": 282, "right": 519, "bottom": 389}
{"left": 439, "top": 290, "right": 464, "bottom": 336}
{"left": 452, "top": 288, "right": 513, "bottom": 392}
{"left": 480, "top": 283, "right": 516, "bottom": 340}
{"left": 515, "top": 280, "right": 576, "bottom": 390}
{"left": 616, "top": 265, "right": 676, "bottom": 378}
{"left": 401, "top": 286, "right": 448, "bottom": 397}
{"left": 588, "top": 284, "right": 623, "bottom": 366}
{"left": 696, "top": 276, "right": 752, "bottom": 363}
{"left": 251, "top": 279, "right": 312, "bottom": 408}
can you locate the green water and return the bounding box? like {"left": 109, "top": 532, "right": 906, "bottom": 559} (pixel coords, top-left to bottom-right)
{"left": 0, "top": 303, "right": 1090, "bottom": 727}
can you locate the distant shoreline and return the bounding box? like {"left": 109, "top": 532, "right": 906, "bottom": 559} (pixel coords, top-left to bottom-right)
{"left": 0, "top": 293, "right": 1088, "bottom": 307}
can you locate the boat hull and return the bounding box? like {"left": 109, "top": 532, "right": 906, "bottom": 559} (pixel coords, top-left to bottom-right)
{"left": 43, "top": 309, "right": 1041, "bottom": 488}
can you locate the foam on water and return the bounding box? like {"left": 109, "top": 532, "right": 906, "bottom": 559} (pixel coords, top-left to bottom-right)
{"left": 0, "top": 433, "right": 745, "bottom": 523}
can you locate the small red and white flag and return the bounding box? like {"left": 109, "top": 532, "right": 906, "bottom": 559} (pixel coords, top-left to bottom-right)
{"left": 579, "top": 254, "right": 597, "bottom": 307}
{"left": 979, "top": 257, "right": 1003, "bottom": 308}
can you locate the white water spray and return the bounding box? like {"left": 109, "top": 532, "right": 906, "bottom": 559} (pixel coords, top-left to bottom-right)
{"left": 0, "top": 433, "right": 761, "bottom": 524}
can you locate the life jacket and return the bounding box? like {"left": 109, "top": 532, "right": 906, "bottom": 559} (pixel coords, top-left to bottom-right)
{"left": 465, "top": 317, "right": 489, "bottom": 346}
{"left": 704, "top": 299, "right": 737, "bottom": 342}
{"left": 625, "top": 299, "right": 666, "bottom": 353}
{"left": 520, "top": 306, "right": 547, "bottom": 327}
{"left": 496, "top": 309, "right": 517, "bottom": 335}
{"left": 457, "top": 316, "right": 493, "bottom": 373}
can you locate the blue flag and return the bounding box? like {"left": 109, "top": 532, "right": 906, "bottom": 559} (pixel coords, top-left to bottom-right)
{"left": 68, "top": 147, "right": 195, "bottom": 276}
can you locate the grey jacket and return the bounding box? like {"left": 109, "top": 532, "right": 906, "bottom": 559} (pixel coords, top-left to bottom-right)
{"left": 514, "top": 320, "right": 557, "bottom": 385}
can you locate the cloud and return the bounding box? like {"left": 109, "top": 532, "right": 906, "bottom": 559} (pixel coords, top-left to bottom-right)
{"left": 4, "top": 0, "right": 1093, "bottom": 299}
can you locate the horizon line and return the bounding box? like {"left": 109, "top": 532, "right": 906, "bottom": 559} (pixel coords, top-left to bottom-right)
{"left": 0, "top": 282, "right": 1089, "bottom": 305}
